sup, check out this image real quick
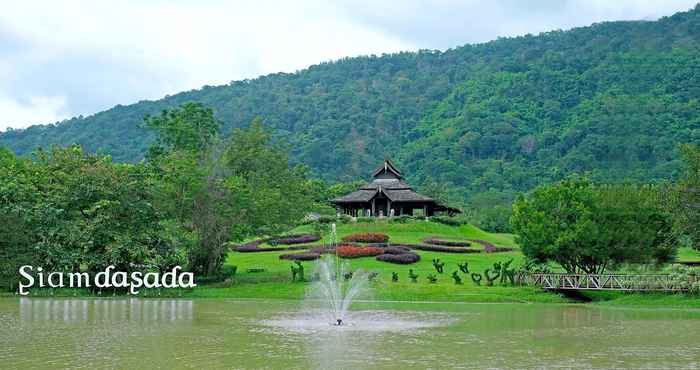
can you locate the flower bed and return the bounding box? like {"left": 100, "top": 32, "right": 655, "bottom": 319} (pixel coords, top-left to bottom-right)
{"left": 336, "top": 244, "right": 384, "bottom": 258}
{"left": 279, "top": 252, "right": 321, "bottom": 261}
{"left": 341, "top": 233, "right": 390, "bottom": 243}
{"left": 423, "top": 238, "right": 471, "bottom": 247}
{"left": 268, "top": 234, "right": 321, "bottom": 245}
{"left": 383, "top": 246, "right": 412, "bottom": 254}
{"left": 376, "top": 252, "right": 420, "bottom": 264}
{"left": 468, "top": 239, "right": 514, "bottom": 253}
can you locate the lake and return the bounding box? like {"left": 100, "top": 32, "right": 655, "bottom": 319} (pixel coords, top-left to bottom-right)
{"left": 1, "top": 298, "right": 699, "bottom": 369}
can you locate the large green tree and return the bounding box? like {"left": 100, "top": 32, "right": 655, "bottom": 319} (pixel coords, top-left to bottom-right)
{"left": 675, "top": 144, "right": 700, "bottom": 250}
{"left": 511, "top": 178, "right": 675, "bottom": 274}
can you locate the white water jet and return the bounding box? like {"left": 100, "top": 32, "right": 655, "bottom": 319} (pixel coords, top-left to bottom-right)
{"left": 310, "top": 255, "right": 370, "bottom": 326}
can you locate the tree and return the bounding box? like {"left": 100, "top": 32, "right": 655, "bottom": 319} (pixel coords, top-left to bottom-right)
{"left": 511, "top": 178, "right": 675, "bottom": 274}
{"left": 675, "top": 144, "right": 700, "bottom": 249}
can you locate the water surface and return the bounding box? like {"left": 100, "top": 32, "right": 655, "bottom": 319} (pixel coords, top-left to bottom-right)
{"left": 1, "top": 298, "right": 699, "bottom": 369}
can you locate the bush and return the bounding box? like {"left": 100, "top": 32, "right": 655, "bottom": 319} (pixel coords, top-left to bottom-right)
{"left": 376, "top": 253, "right": 420, "bottom": 264}
{"left": 423, "top": 238, "right": 471, "bottom": 247}
{"left": 390, "top": 215, "right": 417, "bottom": 224}
{"left": 336, "top": 244, "right": 384, "bottom": 258}
{"left": 308, "top": 246, "right": 336, "bottom": 254}
{"left": 355, "top": 217, "right": 376, "bottom": 223}
{"left": 341, "top": 233, "right": 390, "bottom": 243}
{"left": 279, "top": 252, "right": 321, "bottom": 261}
{"left": 430, "top": 216, "right": 466, "bottom": 226}
{"left": 268, "top": 234, "right": 321, "bottom": 245}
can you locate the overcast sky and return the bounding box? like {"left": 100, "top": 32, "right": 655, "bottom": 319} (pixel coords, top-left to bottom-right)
{"left": 0, "top": 0, "right": 697, "bottom": 131}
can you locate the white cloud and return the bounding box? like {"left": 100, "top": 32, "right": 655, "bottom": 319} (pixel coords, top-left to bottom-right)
{"left": 0, "top": 0, "right": 697, "bottom": 130}
{"left": 0, "top": 95, "right": 67, "bottom": 130}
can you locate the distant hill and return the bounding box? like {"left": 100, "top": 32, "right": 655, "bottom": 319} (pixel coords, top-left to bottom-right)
{"left": 3, "top": 5, "right": 700, "bottom": 203}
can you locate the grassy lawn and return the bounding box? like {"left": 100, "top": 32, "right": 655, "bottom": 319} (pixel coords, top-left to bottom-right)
{"left": 6, "top": 219, "right": 699, "bottom": 307}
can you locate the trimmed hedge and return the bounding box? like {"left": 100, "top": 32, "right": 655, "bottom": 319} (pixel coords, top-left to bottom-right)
{"left": 268, "top": 234, "right": 321, "bottom": 245}
{"left": 336, "top": 244, "right": 384, "bottom": 258}
{"left": 423, "top": 238, "right": 471, "bottom": 247}
{"left": 376, "top": 252, "right": 420, "bottom": 264}
{"left": 469, "top": 239, "right": 514, "bottom": 253}
{"left": 408, "top": 244, "right": 481, "bottom": 254}
{"left": 279, "top": 252, "right": 321, "bottom": 261}
{"left": 341, "top": 233, "right": 390, "bottom": 243}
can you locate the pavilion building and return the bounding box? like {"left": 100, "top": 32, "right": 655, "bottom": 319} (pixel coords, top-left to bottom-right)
{"left": 330, "top": 159, "right": 461, "bottom": 217}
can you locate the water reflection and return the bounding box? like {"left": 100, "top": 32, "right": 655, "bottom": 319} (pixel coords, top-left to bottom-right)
{"left": 19, "top": 297, "right": 193, "bottom": 323}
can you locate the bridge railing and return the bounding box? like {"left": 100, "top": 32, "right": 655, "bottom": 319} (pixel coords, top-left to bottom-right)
{"left": 519, "top": 273, "right": 690, "bottom": 291}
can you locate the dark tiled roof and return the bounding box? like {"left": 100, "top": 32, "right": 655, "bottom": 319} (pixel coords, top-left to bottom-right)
{"left": 361, "top": 178, "right": 411, "bottom": 190}
{"left": 384, "top": 189, "right": 434, "bottom": 202}
{"left": 372, "top": 158, "right": 402, "bottom": 178}
{"left": 332, "top": 189, "right": 376, "bottom": 203}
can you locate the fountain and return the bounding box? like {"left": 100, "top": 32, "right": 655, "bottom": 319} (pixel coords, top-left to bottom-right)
{"left": 308, "top": 223, "right": 370, "bottom": 326}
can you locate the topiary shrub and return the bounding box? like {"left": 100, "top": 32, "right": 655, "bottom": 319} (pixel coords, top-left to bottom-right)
{"left": 341, "top": 233, "right": 390, "bottom": 243}
{"left": 432, "top": 258, "right": 445, "bottom": 273}
{"left": 423, "top": 238, "right": 471, "bottom": 247}
{"left": 427, "top": 274, "right": 438, "bottom": 283}
{"left": 471, "top": 273, "right": 482, "bottom": 286}
{"left": 409, "top": 269, "right": 419, "bottom": 283}
{"left": 451, "top": 271, "right": 463, "bottom": 285}
{"left": 391, "top": 272, "right": 399, "bottom": 282}
{"left": 376, "top": 252, "right": 420, "bottom": 264}
{"left": 458, "top": 261, "right": 469, "bottom": 274}
{"left": 279, "top": 252, "right": 321, "bottom": 261}
{"left": 336, "top": 244, "right": 384, "bottom": 258}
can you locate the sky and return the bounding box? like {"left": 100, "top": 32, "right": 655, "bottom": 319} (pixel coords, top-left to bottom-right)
{"left": 0, "top": 0, "right": 698, "bottom": 131}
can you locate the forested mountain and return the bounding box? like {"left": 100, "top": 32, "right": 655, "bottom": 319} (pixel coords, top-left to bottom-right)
{"left": 3, "top": 5, "right": 700, "bottom": 205}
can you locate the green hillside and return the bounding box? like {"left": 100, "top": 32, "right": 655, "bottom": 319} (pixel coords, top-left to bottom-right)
{"left": 3, "top": 5, "right": 700, "bottom": 203}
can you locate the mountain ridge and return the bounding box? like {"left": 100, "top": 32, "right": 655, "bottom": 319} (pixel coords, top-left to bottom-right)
{"left": 3, "top": 5, "right": 700, "bottom": 202}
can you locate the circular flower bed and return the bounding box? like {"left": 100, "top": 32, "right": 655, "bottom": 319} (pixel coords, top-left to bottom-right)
{"left": 279, "top": 252, "right": 321, "bottom": 261}
{"left": 341, "top": 233, "right": 390, "bottom": 243}
{"left": 423, "top": 238, "right": 471, "bottom": 247}
{"left": 336, "top": 244, "right": 384, "bottom": 258}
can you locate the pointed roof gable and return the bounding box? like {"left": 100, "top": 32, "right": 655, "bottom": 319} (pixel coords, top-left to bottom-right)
{"left": 371, "top": 158, "right": 402, "bottom": 179}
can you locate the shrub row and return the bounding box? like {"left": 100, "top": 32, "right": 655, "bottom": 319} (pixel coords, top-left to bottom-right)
{"left": 341, "top": 233, "right": 390, "bottom": 243}
{"left": 430, "top": 216, "right": 467, "bottom": 227}
{"left": 423, "top": 238, "right": 471, "bottom": 247}
{"left": 336, "top": 244, "right": 384, "bottom": 258}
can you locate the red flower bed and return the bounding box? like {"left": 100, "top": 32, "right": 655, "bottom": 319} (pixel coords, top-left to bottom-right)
{"left": 341, "top": 233, "right": 390, "bottom": 243}
{"left": 336, "top": 244, "right": 384, "bottom": 258}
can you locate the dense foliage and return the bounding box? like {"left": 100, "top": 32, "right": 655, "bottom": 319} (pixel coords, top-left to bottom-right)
{"left": 511, "top": 179, "right": 676, "bottom": 273}
{"left": 0, "top": 103, "right": 316, "bottom": 289}
{"left": 4, "top": 6, "right": 700, "bottom": 211}
{"left": 674, "top": 144, "right": 700, "bottom": 250}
